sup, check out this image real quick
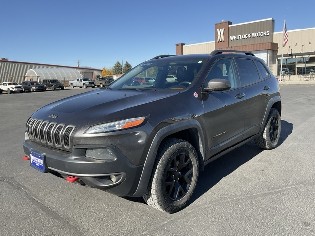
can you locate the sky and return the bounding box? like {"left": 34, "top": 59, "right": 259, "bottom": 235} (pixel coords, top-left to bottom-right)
{"left": 1, "top": 0, "right": 314, "bottom": 69}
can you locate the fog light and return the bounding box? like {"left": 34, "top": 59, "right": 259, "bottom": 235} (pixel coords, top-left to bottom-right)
{"left": 86, "top": 148, "right": 117, "bottom": 161}
{"left": 110, "top": 175, "right": 117, "bottom": 183}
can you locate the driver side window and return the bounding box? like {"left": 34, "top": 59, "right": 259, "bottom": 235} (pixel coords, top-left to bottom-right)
{"left": 206, "top": 58, "right": 237, "bottom": 89}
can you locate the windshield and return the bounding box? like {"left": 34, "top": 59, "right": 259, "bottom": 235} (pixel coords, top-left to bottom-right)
{"left": 110, "top": 57, "right": 205, "bottom": 90}
{"left": 82, "top": 78, "right": 90, "bottom": 81}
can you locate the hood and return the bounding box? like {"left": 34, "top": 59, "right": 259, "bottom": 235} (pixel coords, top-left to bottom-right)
{"left": 33, "top": 89, "right": 177, "bottom": 126}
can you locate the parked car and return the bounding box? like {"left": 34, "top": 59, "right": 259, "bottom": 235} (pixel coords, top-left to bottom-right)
{"left": 0, "top": 81, "right": 23, "bottom": 94}
{"left": 42, "top": 79, "right": 64, "bottom": 90}
{"left": 94, "top": 76, "right": 114, "bottom": 87}
{"left": 280, "top": 68, "right": 292, "bottom": 75}
{"left": 21, "top": 81, "right": 46, "bottom": 92}
{"left": 23, "top": 50, "right": 281, "bottom": 213}
{"left": 69, "top": 78, "right": 95, "bottom": 88}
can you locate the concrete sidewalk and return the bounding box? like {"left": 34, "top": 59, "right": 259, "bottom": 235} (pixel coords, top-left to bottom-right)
{"left": 279, "top": 79, "right": 315, "bottom": 85}
{"left": 278, "top": 74, "right": 315, "bottom": 85}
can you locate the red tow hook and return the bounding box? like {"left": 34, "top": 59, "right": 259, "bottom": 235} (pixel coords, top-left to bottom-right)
{"left": 66, "top": 176, "right": 79, "bottom": 183}
{"left": 22, "top": 155, "right": 30, "bottom": 161}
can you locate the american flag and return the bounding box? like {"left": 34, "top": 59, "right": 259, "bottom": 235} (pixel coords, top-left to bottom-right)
{"left": 283, "top": 21, "right": 288, "bottom": 47}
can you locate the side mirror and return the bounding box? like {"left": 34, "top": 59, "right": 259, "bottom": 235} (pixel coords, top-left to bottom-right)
{"left": 204, "top": 79, "right": 231, "bottom": 92}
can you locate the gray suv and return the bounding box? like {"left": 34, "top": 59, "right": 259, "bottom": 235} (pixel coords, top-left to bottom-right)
{"left": 23, "top": 50, "right": 281, "bottom": 213}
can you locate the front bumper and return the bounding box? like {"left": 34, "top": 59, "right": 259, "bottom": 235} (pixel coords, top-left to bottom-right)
{"left": 12, "top": 88, "right": 23, "bottom": 92}
{"left": 23, "top": 140, "right": 143, "bottom": 196}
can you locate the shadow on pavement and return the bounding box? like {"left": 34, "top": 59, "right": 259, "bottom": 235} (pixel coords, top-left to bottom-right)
{"left": 190, "top": 119, "right": 293, "bottom": 204}
{"left": 279, "top": 120, "right": 293, "bottom": 145}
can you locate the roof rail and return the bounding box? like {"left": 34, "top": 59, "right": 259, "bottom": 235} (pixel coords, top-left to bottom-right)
{"left": 211, "top": 50, "right": 255, "bottom": 56}
{"left": 151, "top": 55, "right": 176, "bottom": 60}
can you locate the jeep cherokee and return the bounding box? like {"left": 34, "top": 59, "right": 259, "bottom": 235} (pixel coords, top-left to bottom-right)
{"left": 23, "top": 50, "right": 281, "bottom": 213}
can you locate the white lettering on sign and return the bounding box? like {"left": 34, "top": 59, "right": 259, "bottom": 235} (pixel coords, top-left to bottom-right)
{"left": 217, "top": 28, "right": 225, "bottom": 42}
{"left": 230, "top": 31, "right": 270, "bottom": 41}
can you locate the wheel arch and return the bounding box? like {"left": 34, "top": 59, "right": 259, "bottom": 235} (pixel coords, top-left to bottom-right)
{"left": 132, "top": 120, "right": 206, "bottom": 197}
{"left": 260, "top": 96, "right": 281, "bottom": 132}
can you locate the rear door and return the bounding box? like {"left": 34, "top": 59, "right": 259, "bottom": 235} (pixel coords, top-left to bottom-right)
{"left": 234, "top": 57, "right": 268, "bottom": 137}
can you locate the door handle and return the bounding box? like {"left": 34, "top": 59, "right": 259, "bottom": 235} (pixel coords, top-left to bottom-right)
{"left": 235, "top": 93, "right": 245, "bottom": 99}
{"left": 263, "top": 86, "right": 270, "bottom": 91}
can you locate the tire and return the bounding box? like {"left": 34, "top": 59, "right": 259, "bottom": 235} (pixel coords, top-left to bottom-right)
{"left": 7, "top": 89, "right": 11, "bottom": 94}
{"left": 70, "top": 84, "right": 74, "bottom": 88}
{"left": 83, "top": 84, "right": 87, "bottom": 89}
{"left": 255, "top": 108, "right": 281, "bottom": 149}
{"left": 143, "top": 138, "right": 199, "bottom": 213}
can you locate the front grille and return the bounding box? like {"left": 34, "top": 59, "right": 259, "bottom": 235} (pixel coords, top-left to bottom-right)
{"left": 26, "top": 118, "right": 75, "bottom": 151}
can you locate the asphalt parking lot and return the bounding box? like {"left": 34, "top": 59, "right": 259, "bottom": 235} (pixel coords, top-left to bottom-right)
{"left": 0, "top": 85, "right": 314, "bottom": 236}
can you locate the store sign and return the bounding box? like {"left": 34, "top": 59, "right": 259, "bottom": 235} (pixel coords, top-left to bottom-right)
{"left": 230, "top": 31, "right": 270, "bottom": 41}
{"left": 217, "top": 28, "right": 225, "bottom": 42}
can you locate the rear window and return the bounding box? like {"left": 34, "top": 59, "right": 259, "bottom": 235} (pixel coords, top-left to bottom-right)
{"left": 256, "top": 61, "right": 270, "bottom": 80}
{"left": 235, "top": 58, "right": 260, "bottom": 86}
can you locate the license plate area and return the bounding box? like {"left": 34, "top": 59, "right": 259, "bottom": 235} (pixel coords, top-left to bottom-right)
{"left": 30, "top": 151, "right": 47, "bottom": 173}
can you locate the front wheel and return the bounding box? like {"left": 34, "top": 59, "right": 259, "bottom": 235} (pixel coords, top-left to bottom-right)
{"left": 255, "top": 108, "right": 281, "bottom": 149}
{"left": 143, "top": 138, "right": 199, "bottom": 213}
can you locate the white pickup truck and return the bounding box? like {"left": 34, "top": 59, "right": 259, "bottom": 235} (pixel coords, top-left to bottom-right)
{"left": 69, "top": 78, "right": 95, "bottom": 88}
{"left": 0, "top": 81, "right": 24, "bottom": 94}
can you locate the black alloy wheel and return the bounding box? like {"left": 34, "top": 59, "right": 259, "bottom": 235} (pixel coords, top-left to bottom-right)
{"left": 144, "top": 138, "right": 199, "bottom": 213}
{"left": 164, "top": 150, "right": 193, "bottom": 201}
{"left": 255, "top": 108, "right": 281, "bottom": 149}
{"left": 269, "top": 115, "right": 280, "bottom": 143}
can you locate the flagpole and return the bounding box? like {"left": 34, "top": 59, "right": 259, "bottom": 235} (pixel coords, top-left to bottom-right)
{"left": 280, "top": 20, "right": 285, "bottom": 81}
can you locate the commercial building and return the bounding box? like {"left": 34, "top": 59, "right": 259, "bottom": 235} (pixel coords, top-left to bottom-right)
{"left": 176, "top": 18, "right": 315, "bottom": 76}
{"left": 0, "top": 58, "right": 101, "bottom": 84}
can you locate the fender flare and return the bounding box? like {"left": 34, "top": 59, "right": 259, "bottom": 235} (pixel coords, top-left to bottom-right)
{"left": 260, "top": 95, "right": 281, "bottom": 132}
{"left": 132, "top": 119, "right": 205, "bottom": 197}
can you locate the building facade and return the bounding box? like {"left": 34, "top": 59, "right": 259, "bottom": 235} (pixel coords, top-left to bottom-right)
{"left": 0, "top": 58, "right": 101, "bottom": 84}
{"left": 176, "top": 18, "right": 315, "bottom": 76}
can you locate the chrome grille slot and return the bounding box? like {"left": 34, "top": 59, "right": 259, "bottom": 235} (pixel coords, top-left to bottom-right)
{"left": 46, "top": 123, "right": 56, "bottom": 145}
{"left": 63, "top": 126, "right": 75, "bottom": 149}
{"left": 29, "top": 118, "right": 38, "bottom": 138}
{"left": 26, "top": 118, "right": 75, "bottom": 151}
{"left": 33, "top": 120, "right": 42, "bottom": 140}
{"left": 53, "top": 124, "right": 64, "bottom": 147}
{"left": 39, "top": 121, "right": 48, "bottom": 143}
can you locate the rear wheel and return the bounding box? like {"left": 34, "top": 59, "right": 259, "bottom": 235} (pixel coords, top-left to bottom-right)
{"left": 143, "top": 138, "right": 199, "bottom": 213}
{"left": 255, "top": 108, "right": 281, "bottom": 149}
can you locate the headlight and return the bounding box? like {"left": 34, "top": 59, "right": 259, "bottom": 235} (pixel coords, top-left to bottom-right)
{"left": 85, "top": 117, "right": 146, "bottom": 134}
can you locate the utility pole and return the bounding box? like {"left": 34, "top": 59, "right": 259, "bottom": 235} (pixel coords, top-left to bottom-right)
{"left": 77, "top": 60, "right": 80, "bottom": 68}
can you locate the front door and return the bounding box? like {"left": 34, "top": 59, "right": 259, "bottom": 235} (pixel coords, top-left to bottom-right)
{"left": 199, "top": 57, "right": 245, "bottom": 158}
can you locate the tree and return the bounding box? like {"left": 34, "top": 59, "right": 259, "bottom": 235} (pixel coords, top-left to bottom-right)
{"left": 123, "top": 61, "right": 132, "bottom": 73}
{"left": 102, "top": 67, "right": 113, "bottom": 77}
{"left": 112, "top": 61, "right": 122, "bottom": 75}
{"left": 101, "top": 68, "right": 108, "bottom": 77}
